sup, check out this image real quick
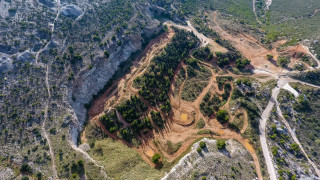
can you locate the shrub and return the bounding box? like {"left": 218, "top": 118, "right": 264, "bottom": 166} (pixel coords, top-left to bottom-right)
{"left": 151, "top": 153, "right": 161, "bottom": 164}
{"left": 290, "top": 143, "right": 300, "bottom": 152}
{"left": 216, "top": 110, "right": 229, "bottom": 124}
{"left": 217, "top": 139, "right": 226, "bottom": 150}
{"left": 192, "top": 46, "right": 212, "bottom": 61}
{"left": 235, "top": 58, "right": 251, "bottom": 69}
{"left": 199, "top": 141, "right": 206, "bottom": 149}
{"left": 36, "top": 172, "right": 42, "bottom": 180}
{"left": 20, "top": 163, "right": 32, "bottom": 174}
{"left": 104, "top": 51, "right": 110, "bottom": 58}
{"left": 197, "top": 147, "right": 202, "bottom": 153}
{"left": 266, "top": 54, "right": 273, "bottom": 60}
{"left": 277, "top": 56, "right": 290, "bottom": 68}
{"left": 196, "top": 118, "right": 205, "bottom": 129}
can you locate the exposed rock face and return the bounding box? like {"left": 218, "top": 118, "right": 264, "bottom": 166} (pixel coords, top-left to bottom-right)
{"left": 162, "top": 138, "right": 257, "bottom": 180}
{"left": 0, "top": 168, "right": 14, "bottom": 179}
{"left": 68, "top": 24, "right": 161, "bottom": 143}
{"left": 61, "top": 4, "right": 83, "bottom": 18}
{"left": 0, "top": 53, "right": 12, "bottom": 73}
{"left": 17, "top": 50, "right": 35, "bottom": 62}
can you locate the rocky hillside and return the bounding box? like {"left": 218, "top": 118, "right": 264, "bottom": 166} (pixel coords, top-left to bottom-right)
{"left": 0, "top": 0, "right": 182, "bottom": 178}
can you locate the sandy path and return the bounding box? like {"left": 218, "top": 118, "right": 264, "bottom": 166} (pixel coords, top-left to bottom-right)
{"left": 253, "top": 0, "right": 263, "bottom": 25}
{"left": 42, "top": 63, "right": 58, "bottom": 179}
{"left": 35, "top": 0, "right": 61, "bottom": 64}
{"left": 240, "top": 110, "right": 249, "bottom": 134}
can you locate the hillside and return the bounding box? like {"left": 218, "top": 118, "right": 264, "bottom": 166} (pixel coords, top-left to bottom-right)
{"left": 1, "top": 0, "right": 320, "bottom": 180}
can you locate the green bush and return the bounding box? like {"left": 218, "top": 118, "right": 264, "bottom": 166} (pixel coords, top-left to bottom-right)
{"left": 192, "top": 46, "right": 212, "bottom": 61}
{"left": 196, "top": 118, "right": 205, "bottom": 129}
{"left": 277, "top": 56, "right": 290, "bottom": 68}
{"left": 217, "top": 139, "right": 226, "bottom": 150}
{"left": 199, "top": 141, "right": 206, "bottom": 149}
{"left": 20, "top": 163, "right": 32, "bottom": 174}
{"left": 235, "top": 58, "right": 251, "bottom": 69}
{"left": 104, "top": 51, "right": 110, "bottom": 58}
{"left": 151, "top": 153, "right": 161, "bottom": 164}
{"left": 151, "top": 111, "right": 164, "bottom": 128}
{"left": 216, "top": 110, "right": 229, "bottom": 124}
{"left": 196, "top": 147, "right": 202, "bottom": 153}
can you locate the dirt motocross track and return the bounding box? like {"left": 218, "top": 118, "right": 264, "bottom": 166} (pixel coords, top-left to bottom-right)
{"left": 83, "top": 11, "right": 320, "bottom": 180}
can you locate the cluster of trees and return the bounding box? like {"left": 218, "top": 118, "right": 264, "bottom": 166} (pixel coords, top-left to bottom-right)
{"left": 231, "top": 88, "right": 243, "bottom": 99}
{"left": 99, "top": 110, "right": 122, "bottom": 133}
{"left": 71, "top": 160, "right": 85, "bottom": 177}
{"left": 277, "top": 56, "right": 290, "bottom": 68}
{"left": 293, "top": 95, "right": 310, "bottom": 112}
{"left": 119, "top": 128, "right": 133, "bottom": 142}
{"left": 239, "top": 100, "right": 260, "bottom": 133}
{"left": 235, "top": 78, "right": 252, "bottom": 87}
{"left": 197, "top": 141, "right": 206, "bottom": 153}
{"left": 193, "top": 17, "right": 217, "bottom": 38}
{"left": 222, "top": 83, "right": 232, "bottom": 100}
{"left": 62, "top": 45, "right": 83, "bottom": 64}
{"left": 215, "top": 51, "right": 242, "bottom": 68}
{"left": 151, "top": 111, "right": 164, "bottom": 128}
{"left": 200, "top": 93, "right": 222, "bottom": 117}
{"left": 216, "top": 76, "right": 233, "bottom": 90}
{"left": 131, "top": 117, "right": 152, "bottom": 133}
{"left": 192, "top": 46, "right": 213, "bottom": 61}
{"left": 185, "top": 58, "right": 198, "bottom": 67}
{"left": 216, "top": 110, "right": 229, "bottom": 124}
{"left": 137, "top": 29, "right": 198, "bottom": 111}
{"left": 228, "top": 122, "right": 240, "bottom": 132}
{"left": 235, "top": 58, "right": 251, "bottom": 69}
{"left": 117, "top": 96, "right": 150, "bottom": 133}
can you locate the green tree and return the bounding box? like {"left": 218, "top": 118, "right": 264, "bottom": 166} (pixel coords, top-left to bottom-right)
{"left": 266, "top": 54, "right": 273, "bottom": 61}
{"left": 277, "top": 56, "right": 290, "bottom": 68}
{"left": 20, "top": 163, "right": 32, "bottom": 174}
{"left": 199, "top": 141, "right": 206, "bottom": 149}
{"left": 151, "top": 153, "right": 161, "bottom": 164}
{"left": 217, "top": 139, "right": 226, "bottom": 150}
{"left": 104, "top": 51, "right": 110, "bottom": 58}
{"left": 216, "top": 110, "right": 229, "bottom": 124}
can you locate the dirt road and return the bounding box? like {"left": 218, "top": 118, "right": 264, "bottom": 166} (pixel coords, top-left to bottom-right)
{"left": 259, "top": 77, "right": 320, "bottom": 179}
{"left": 165, "top": 21, "right": 228, "bottom": 53}
{"left": 259, "top": 86, "right": 279, "bottom": 180}
{"left": 252, "top": 0, "right": 263, "bottom": 25}
{"left": 275, "top": 79, "right": 320, "bottom": 177}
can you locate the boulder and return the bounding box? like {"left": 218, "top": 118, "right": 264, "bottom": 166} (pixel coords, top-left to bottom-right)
{"left": 61, "top": 4, "right": 82, "bottom": 18}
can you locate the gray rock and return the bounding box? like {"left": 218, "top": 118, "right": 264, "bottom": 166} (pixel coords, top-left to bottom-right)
{"left": 0, "top": 53, "right": 13, "bottom": 73}
{"left": 61, "top": 4, "right": 83, "bottom": 18}
{"left": 17, "top": 50, "right": 35, "bottom": 62}
{"left": 0, "top": 167, "right": 14, "bottom": 179}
